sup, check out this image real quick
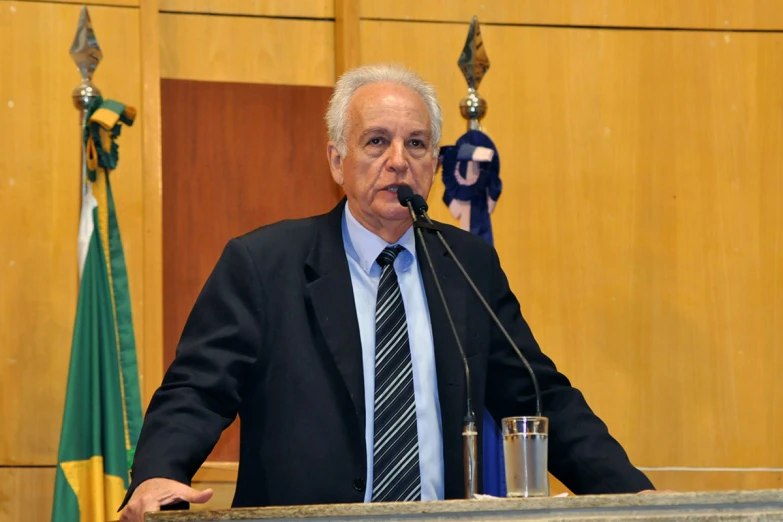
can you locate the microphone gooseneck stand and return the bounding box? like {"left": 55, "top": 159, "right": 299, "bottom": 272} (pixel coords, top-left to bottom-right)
{"left": 397, "top": 189, "right": 478, "bottom": 499}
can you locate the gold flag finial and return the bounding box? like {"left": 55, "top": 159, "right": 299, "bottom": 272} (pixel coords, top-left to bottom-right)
{"left": 457, "top": 16, "right": 490, "bottom": 130}
{"left": 70, "top": 5, "right": 102, "bottom": 111}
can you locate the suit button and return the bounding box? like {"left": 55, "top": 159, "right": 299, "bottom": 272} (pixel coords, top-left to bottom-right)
{"left": 353, "top": 478, "right": 366, "bottom": 492}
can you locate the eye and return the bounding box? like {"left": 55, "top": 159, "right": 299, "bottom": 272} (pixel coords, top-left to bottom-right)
{"left": 409, "top": 139, "right": 425, "bottom": 148}
{"left": 368, "top": 137, "right": 385, "bottom": 146}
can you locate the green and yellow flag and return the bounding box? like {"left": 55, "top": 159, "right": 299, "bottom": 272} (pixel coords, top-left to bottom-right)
{"left": 52, "top": 97, "right": 143, "bottom": 522}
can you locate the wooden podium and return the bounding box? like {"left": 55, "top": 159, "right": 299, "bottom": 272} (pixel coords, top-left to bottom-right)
{"left": 147, "top": 490, "right": 783, "bottom": 521}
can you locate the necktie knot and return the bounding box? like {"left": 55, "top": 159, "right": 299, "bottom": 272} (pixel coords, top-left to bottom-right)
{"left": 377, "top": 246, "right": 404, "bottom": 268}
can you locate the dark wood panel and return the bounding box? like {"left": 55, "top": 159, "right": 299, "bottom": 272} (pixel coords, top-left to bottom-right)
{"left": 161, "top": 79, "right": 341, "bottom": 461}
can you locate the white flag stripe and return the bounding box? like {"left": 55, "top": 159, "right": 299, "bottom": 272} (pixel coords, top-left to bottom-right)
{"left": 77, "top": 186, "right": 98, "bottom": 279}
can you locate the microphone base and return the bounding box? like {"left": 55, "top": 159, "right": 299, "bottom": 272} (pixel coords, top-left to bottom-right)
{"left": 463, "top": 420, "right": 478, "bottom": 499}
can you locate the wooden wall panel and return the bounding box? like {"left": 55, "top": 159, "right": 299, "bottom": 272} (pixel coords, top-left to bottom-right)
{"left": 335, "top": 0, "right": 360, "bottom": 75}
{"left": 643, "top": 470, "right": 783, "bottom": 492}
{"left": 160, "top": 0, "right": 332, "bottom": 18}
{"left": 0, "top": 468, "right": 56, "bottom": 522}
{"left": 0, "top": 1, "right": 143, "bottom": 466}
{"left": 361, "top": 21, "right": 783, "bottom": 472}
{"left": 549, "top": 470, "right": 783, "bottom": 495}
{"left": 189, "top": 480, "right": 235, "bottom": 511}
{"left": 159, "top": 13, "right": 334, "bottom": 86}
{"left": 361, "top": 0, "right": 783, "bottom": 30}
{"left": 29, "top": 0, "right": 138, "bottom": 6}
{"left": 161, "top": 79, "right": 341, "bottom": 461}
{"left": 139, "top": 0, "right": 165, "bottom": 403}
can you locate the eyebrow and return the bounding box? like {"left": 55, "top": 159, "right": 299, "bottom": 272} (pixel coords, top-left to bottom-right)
{"left": 358, "top": 127, "right": 431, "bottom": 140}
{"left": 359, "top": 127, "right": 391, "bottom": 140}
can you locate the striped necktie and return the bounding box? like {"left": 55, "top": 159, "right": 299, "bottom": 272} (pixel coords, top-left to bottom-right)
{"left": 371, "top": 246, "right": 421, "bottom": 502}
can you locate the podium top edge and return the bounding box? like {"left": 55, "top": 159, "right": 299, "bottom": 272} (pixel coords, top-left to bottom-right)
{"left": 146, "top": 489, "right": 783, "bottom": 521}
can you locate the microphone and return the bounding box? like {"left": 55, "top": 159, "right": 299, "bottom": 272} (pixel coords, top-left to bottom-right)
{"left": 397, "top": 188, "right": 429, "bottom": 214}
{"left": 399, "top": 186, "right": 543, "bottom": 418}
{"left": 397, "top": 185, "right": 478, "bottom": 499}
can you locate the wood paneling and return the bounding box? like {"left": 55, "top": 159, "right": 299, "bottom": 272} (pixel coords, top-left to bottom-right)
{"left": 644, "top": 470, "right": 783, "bottom": 492}
{"left": 160, "top": 0, "right": 332, "bottom": 18}
{"left": 140, "top": 0, "right": 165, "bottom": 406}
{"left": 335, "top": 0, "right": 360, "bottom": 76}
{"left": 0, "top": 1, "right": 143, "bottom": 465}
{"left": 190, "top": 462, "right": 237, "bottom": 509}
{"left": 190, "top": 480, "right": 235, "bottom": 511}
{"left": 26, "top": 0, "right": 138, "bottom": 6}
{"left": 549, "top": 470, "right": 783, "bottom": 495}
{"left": 361, "top": 21, "right": 783, "bottom": 469}
{"left": 361, "top": 0, "right": 783, "bottom": 30}
{"left": 192, "top": 461, "right": 239, "bottom": 483}
{"left": 0, "top": 467, "right": 56, "bottom": 522}
{"left": 159, "top": 13, "right": 334, "bottom": 86}
{"left": 161, "top": 79, "right": 341, "bottom": 461}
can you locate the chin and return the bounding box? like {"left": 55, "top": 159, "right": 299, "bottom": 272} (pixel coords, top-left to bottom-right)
{"left": 374, "top": 203, "right": 410, "bottom": 222}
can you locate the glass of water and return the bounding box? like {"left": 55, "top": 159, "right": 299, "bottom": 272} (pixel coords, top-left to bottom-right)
{"left": 501, "top": 416, "right": 549, "bottom": 497}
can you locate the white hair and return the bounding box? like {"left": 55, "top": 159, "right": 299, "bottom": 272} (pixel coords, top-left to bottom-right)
{"left": 326, "top": 64, "right": 442, "bottom": 157}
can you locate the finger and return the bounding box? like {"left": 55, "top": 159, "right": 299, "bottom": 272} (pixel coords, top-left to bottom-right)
{"left": 139, "top": 496, "right": 164, "bottom": 515}
{"left": 167, "top": 486, "right": 213, "bottom": 505}
{"left": 185, "top": 487, "right": 213, "bottom": 504}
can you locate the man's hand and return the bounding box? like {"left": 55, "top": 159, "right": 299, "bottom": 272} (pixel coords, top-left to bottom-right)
{"left": 119, "top": 478, "right": 213, "bottom": 522}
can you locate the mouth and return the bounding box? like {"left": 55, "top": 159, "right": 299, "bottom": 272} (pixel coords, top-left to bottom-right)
{"left": 383, "top": 184, "right": 405, "bottom": 193}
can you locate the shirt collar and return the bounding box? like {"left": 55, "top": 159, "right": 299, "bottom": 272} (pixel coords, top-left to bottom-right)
{"left": 343, "top": 201, "right": 416, "bottom": 275}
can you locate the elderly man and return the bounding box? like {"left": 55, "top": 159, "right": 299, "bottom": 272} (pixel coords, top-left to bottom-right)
{"left": 119, "top": 64, "right": 653, "bottom": 521}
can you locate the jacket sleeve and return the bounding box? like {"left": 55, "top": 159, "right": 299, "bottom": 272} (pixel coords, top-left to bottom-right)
{"left": 483, "top": 247, "right": 654, "bottom": 494}
{"left": 120, "top": 237, "right": 265, "bottom": 509}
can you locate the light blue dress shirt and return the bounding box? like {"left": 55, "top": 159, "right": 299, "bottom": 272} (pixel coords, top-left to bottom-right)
{"left": 342, "top": 203, "right": 445, "bottom": 502}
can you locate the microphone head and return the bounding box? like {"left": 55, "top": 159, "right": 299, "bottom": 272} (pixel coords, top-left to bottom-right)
{"left": 396, "top": 185, "right": 428, "bottom": 215}
{"left": 411, "top": 194, "right": 429, "bottom": 214}
{"left": 396, "top": 185, "right": 415, "bottom": 206}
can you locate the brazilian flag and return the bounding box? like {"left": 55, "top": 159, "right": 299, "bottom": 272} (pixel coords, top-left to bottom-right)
{"left": 51, "top": 98, "right": 142, "bottom": 522}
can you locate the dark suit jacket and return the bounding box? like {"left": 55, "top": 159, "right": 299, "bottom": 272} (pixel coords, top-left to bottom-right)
{"left": 125, "top": 199, "right": 652, "bottom": 509}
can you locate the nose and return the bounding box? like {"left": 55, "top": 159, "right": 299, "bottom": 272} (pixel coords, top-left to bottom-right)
{"left": 386, "top": 140, "right": 408, "bottom": 175}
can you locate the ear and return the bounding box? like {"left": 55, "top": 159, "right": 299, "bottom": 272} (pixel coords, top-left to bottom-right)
{"left": 327, "top": 142, "right": 345, "bottom": 186}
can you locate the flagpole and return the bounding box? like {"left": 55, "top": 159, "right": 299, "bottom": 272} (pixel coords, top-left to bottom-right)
{"left": 455, "top": 16, "right": 493, "bottom": 498}
{"left": 70, "top": 5, "right": 102, "bottom": 277}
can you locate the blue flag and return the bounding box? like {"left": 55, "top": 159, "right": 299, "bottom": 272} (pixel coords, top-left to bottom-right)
{"left": 440, "top": 130, "right": 505, "bottom": 496}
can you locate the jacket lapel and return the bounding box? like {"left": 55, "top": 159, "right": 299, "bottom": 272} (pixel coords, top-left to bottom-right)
{"left": 415, "top": 225, "right": 469, "bottom": 500}
{"left": 304, "top": 200, "right": 366, "bottom": 434}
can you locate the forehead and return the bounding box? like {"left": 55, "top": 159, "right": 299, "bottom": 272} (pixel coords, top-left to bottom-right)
{"left": 348, "top": 82, "right": 431, "bottom": 133}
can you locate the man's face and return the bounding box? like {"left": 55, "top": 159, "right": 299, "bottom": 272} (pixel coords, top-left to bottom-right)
{"left": 327, "top": 82, "right": 438, "bottom": 240}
